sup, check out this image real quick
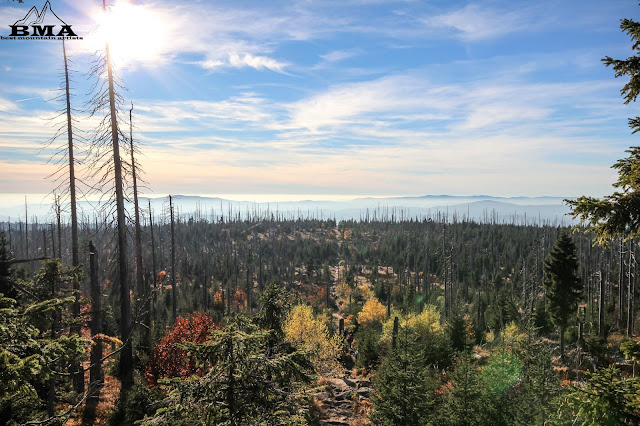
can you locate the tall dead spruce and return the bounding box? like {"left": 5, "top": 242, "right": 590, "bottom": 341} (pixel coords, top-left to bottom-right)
{"left": 85, "top": 1, "right": 135, "bottom": 389}
{"left": 129, "top": 103, "right": 148, "bottom": 348}
{"left": 43, "top": 39, "right": 84, "bottom": 394}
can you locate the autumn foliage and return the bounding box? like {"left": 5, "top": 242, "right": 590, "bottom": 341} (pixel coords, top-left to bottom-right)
{"left": 145, "top": 312, "right": 217, "bottom": 386}
{"left": 284, "top": 304, "right": 341, "bottom": 375}
{"left": 232, "top": 288, "right": 247, "bottom": 311}
{"left": 213, "top": 290, "right": 224, "bottom": 308}
{"left": 358, "top": 297, "right": 386, "bottom": 327}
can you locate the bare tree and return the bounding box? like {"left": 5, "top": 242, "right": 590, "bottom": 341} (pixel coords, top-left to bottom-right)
{"left": 84, "top": 1, "right": 135, "bottom": 388}
{"left": 42, "top": 39, "right": 84, "bottom": 394}
{"left": 170, "top": 195, "right": 177, "bottom": 322}
{"left": 129, "top": 103, "right": 144, "bottom": 301}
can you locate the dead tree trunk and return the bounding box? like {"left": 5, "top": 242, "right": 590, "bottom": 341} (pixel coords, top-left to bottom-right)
{"left": 128, "top": 103, "right": 148, "bottom": 350}
{"left": 103, "top": 5, "right": 132, "bottom": 387}
{"left": 170, "top": 195, "right": 177, "bottom": 322}
{"left": 129, "top": 104, "right": 144, "bottom": 300}
{"left": 599, "top": 270, "right": 605, "bottom": 339}
{"left": 149, "top": 200, "right": 157, "bottom": 322}
{"left": 50, "top": 223, "right": 55, "bottom": 259}
{"left": 60, "top": 38, "right": 84, "bottom": 395}
{"left": 628, "top": 242, "right": 635, "bottom": 336}
{"left": 55, "top": 195, "right": 62, "bottom": 262}
{"left": 24, "top": 197, "right": 28, "bottom": 259}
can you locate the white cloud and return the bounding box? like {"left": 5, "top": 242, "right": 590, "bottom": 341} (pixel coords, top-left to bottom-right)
{"left": 132, "top": 94, "right": 281, "bottom": 135}
{"left": 0, "top": 96, "right": 16, "bottom": 113}
{"left": 320, "top": 49, "right": 361, "bottom": 63}
{"left": 228, "top": 53, "right": 288, "bottom": 73}
{"left": 424, "top": 3, "right": 533, "bottom": 41}
{"left": 287, "top": 75, "right": 459, "bottom": 131}
{"left": 131, "top": 128, "right": 621, "bottom": 198}
{"left": 309, "top": 49, "right": 363, "bottom": 71}
{"left": 284, "top": 69, "right": 623, "bottom": 141}
{"left": 199, "top": 59, "right": 227, "bottom": 70}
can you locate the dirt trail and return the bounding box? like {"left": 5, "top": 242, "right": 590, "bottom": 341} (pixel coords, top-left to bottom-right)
{"left": 312, "top": 376, "right": 372, "bottom": 425}
{"left": 66, "top": 358, "right": 120, "bottom": 425}
{"left": 311, "top": 226, "right": 371, "bottom": 425}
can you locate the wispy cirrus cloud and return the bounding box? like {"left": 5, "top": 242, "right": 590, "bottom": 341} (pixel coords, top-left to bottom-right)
{"left": 423, "top": 2, "right": 541, "bottom": 41}
{"left": 320, "top": 50, "right": 360, "bottom": 63}
{"left": 0, "top": 96, "right": 16, "bottom": 113}
{"left": 310, "top": 49, "right": 364, "bottom": 71}
{"left": 286, "top": 75, "right": 453, "bottom": 131}
{"left": 227, "top": 53, "right": 289, "bottom": 73}
{"left": 134, "top": 130, "right": 620, "bottom": 197}
{"left": 133, "top": 93, "right": 283, "bottom": 134}
{"left": 284, "top": 73, "right": 610, "bottom": 136}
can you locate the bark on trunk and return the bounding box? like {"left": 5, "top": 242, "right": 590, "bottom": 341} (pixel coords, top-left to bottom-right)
{"left": 170, "top": 195, "right": 177, "bottom": 322}
{"left": 104, "top": 11, "right": 132, "bottom": 387}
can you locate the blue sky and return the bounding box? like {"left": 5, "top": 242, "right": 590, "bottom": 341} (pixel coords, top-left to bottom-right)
{"left": 0, "top": 0, "right": 639, "bottom": 203}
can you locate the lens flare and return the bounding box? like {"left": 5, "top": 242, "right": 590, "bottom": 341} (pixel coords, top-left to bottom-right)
{"left": 91, "top": 1, "right": 168, "bottom": 68}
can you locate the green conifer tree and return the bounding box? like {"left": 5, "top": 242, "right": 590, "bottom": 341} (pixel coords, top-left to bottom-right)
{"left": 0, "top": 259, "right": 88, "bottom": 424}
{"left": 140, "top": 319, "right": 313, "bottom": 425}
{"left": 567, "top": 13, "right": 640, "bottom": 336}
{"left": 556, "top": 365, "right": 640, "bottom": 424}
{"left": 447, "top": 310, "right": 471, "bottom": 353}
{"left": 532, "top": 298, "right": 553, "bottom": 335}
{"left": 255, "top": 283, "right": 290, "bottom": 349}
{"left": 370, "top": 323, "right": 437, "bottom": 425}
{"left": 543, "top": 232, "right": 582, "bottom": 358}
{"left": 442, "top": 351, "right": 491, "bottom": 426}
{"left": 514, "top": 336, "right": 561, "bottom": 424}
{"left": 568, "top": 16, "right": 640, "bottom": 242}
{"left": 355, "top": 327, "right": 382, "bottom": 372}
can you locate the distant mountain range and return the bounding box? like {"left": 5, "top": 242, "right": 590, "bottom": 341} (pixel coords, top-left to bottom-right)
{"left": 0, "top": 194, "right": 577, "bottom": 225}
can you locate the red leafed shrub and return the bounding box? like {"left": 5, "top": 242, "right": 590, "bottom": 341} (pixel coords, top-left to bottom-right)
{"left": 145, "top": 312, "right": 217, "bottom": 386}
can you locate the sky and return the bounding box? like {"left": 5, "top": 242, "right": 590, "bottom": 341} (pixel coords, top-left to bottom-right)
{"left": 0, "top": 0, "right": 639, "bottom": 204}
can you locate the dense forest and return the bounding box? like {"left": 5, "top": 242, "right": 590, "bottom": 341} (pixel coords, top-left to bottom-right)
{"left": 2, "top": 3, "right": 640, "bottom": 426}
{"left": 1, "top": 212, "right": 640, "bottom": 424}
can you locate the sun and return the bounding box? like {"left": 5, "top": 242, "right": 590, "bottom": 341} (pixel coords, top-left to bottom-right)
{"left": 91, "top": 1, "right": 168, "bottom": 68}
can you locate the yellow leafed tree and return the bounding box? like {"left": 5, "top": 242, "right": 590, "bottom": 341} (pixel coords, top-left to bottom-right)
{"left": 284, "top": 304, "right": 341, "bottom": 375}
{"left": 358, "top": 297, "right": 386, "bottom": 327}
{"left": 408, "top": 305, "right": 443, "bottom": 335}
{"left": 382, "top": 305, "right": 443, "bottom": 344}
{"left": 360, "top": 282, "right": 374, "bottom": 300}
